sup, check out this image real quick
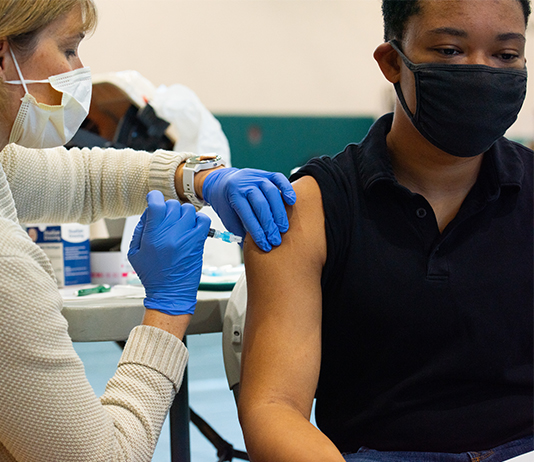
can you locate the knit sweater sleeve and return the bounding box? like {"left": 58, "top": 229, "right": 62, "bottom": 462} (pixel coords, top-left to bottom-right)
{"left": 0, "top": 164, "right": 189, "bottom": 461}
{"left": 0, "top": 236, "right": 188, "bottom": 461}
{"left": 0, "top": 143, "right": 193, "bottom": 224}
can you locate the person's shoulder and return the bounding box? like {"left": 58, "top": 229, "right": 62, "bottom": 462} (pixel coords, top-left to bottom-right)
{"left": 290, "top": 144, "right": 361, "bottom": 200}
{"left": 292, "top": 144, "right": 360, "bottom": 176}
{"left": 515, "top": 141, "right": 534, "bottom": 171}
{"left": 491, "top": 138, "right": 533, "bottom": 196}
{"left": 500, "top": 137, "right": 533, "bottom": 157}
{"left": 243, "top": 173, "right": 326, "bottom": 266}
{"left": 291, "top": 175, "right": 323, "bottom": 208}
{"left": 517, "top": 142, "right": 533, "bottom": 164}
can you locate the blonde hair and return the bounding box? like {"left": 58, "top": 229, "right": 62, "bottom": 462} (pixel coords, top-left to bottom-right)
{"left": 0, "top": 0, "right": 97, "bottom": 58}
{"left": 0, "top": 0, "right": 97, "bottom": 106}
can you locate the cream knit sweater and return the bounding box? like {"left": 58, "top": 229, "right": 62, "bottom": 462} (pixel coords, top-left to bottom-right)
{"left": 0, "top": 143, "right": 194, "bottom": 461}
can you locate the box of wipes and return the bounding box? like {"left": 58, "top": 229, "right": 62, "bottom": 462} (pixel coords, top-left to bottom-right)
{"left": 26, "top": 223, "right": 91, "bottom": 287}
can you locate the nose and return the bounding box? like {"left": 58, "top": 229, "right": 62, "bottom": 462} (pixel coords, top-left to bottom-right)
{"left": 466, "top": 51, "right": 493, "bottom": 67}
{"left": 71, "top": 55, "right": 84, "bottom": 70}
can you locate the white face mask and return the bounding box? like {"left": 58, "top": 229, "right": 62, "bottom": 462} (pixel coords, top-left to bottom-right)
{"left": 4, "top": 48, "right": 92, "bottom": 149}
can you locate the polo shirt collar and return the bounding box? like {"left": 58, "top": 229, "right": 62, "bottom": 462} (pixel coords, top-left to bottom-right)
{"left": 486, "top": 138, "right": 525, "bottom": 193}
{"left": 355, "top": 112, "right": 525, "bottom": 200}
{"left": 355, "top": 113, "right": 396, "bottom": 191}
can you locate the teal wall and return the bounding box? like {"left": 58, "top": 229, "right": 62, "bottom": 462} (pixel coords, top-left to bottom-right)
{"left": 215, "top": 115, "right": 375, "bottom": 177}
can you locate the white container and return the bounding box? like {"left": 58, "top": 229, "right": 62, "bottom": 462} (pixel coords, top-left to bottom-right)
{"left": 90, "top": 251, "right": 129, "bottom": 285}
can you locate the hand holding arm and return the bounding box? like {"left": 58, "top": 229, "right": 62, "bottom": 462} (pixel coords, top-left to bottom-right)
{"left": 202, "top": 168, "right": 297, "bottom": 252}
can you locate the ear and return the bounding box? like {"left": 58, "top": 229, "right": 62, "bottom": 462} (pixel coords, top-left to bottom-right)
{"left": 0, "top": 38, "right": 9, "bottom": 81}
{"left": 373, "top": 42, "right": 401, "bottom": 84}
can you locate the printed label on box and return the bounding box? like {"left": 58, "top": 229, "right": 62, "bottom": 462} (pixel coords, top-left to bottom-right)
{"left": 26, "top": 223, "right": 91, "bottom": 287}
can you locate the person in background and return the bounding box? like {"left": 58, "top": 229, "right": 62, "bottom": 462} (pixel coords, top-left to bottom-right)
{"left": 238, "top": 0, "right": 533, "bottom": 461}
{"left": 0, "top": 0, "right": 295, "bottom": 460}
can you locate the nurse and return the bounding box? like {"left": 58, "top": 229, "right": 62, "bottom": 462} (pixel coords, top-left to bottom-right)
{"left": 0, "top": 0, "right": 295, "bottom": 460}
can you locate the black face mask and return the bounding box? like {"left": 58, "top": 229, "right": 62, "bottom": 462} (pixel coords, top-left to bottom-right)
{"left": 389, "top": 40, "right": 528, "bottom": 158}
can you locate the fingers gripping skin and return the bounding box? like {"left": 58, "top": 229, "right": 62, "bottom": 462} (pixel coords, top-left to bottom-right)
{"left": 128, "top": 190, "right": 211, "bottom": 316}
{"left": 202, "top": 168, "right": 297, "bottom": 252}
{"left": 229, "top": 186, "right": 280, "bottom": 247}
{"left": 259, "top": 177, "right": 291, "bottom": 233}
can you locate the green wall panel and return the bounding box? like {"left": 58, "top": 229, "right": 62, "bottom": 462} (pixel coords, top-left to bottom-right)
{"left": 215, "top": 115, "right": 375, "bottom": 177}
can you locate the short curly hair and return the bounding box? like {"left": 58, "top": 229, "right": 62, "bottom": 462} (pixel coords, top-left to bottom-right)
{"left": 382, "top": 0, "right": 531, "bottom": 41}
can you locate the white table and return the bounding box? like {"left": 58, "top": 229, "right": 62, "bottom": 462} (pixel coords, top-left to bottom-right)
{"left": 62, "top": 289, "right": 232, "bottom": 341}
{"left": 62, "top": 287, "right": 233, "bottom": 462}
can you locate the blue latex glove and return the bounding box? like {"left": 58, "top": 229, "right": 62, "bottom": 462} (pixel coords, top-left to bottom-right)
{"left": 202, "top": 168, "right": 297, "bottom": 252}
{"left": 128, "top": 190, "right": 211, "bottom": 315}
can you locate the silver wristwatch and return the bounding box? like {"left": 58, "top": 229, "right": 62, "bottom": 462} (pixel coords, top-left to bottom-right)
{"left": 182, "top": 154, "right": 226, "bottom": 207}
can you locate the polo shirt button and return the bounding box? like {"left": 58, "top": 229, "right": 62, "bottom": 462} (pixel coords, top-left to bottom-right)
{"left": 416, "top": 207, "right": 427, "bottom": 218}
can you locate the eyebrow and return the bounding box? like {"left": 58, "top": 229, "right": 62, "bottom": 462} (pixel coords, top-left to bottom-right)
{"left": 60, "top": 32, "right": 85, "bottom": 45}
{"left": 496, "top": 32, "right": 526, "bottom": 43}
{"left": 426, "top": 27, "right": 525, "bottom": 43}
{"left": 427, "top": 27, "right": 468, "bottom": 38}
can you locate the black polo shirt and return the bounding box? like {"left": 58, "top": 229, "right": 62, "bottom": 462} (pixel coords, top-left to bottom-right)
{"left": 292, "top": 113, "right": 533, "bottom": 453}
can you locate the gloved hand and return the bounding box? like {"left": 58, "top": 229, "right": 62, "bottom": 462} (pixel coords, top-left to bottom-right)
{"left": 202, "top": 168, "right": 297, "bottom": 252}
{"left": 128, "top": 190, "right": 211, "bottom": 315}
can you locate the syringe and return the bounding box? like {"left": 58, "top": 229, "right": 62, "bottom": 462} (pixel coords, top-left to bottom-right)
{"left": 208, "top": 228, "right": 243, "bottom": 244}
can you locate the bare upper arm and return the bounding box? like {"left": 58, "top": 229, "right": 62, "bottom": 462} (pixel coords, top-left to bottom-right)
{"left": 239, "top": 175, "right": 326, "bottom": 419}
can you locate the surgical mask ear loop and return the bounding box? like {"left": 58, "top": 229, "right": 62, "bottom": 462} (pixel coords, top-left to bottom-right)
{"left": 8, "top": 48, "right": 29, "bottom": 94}
{"left": 5, "top": 48, "right": 49, "bottom": 91}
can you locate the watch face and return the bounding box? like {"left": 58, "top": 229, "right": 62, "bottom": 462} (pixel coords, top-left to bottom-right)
{"left": 188, "top": 154, "right": 220, "bottom": 165}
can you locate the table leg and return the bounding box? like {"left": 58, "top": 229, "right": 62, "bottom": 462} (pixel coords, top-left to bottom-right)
{"left": 170, "top": 337, "right": 190, "bottom": 462}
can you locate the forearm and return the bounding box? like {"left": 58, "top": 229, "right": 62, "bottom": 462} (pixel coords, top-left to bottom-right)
{"left": 240, "top": 403, "right": 345, "bottom": 462}
{"left": 1, "top": 144, "right": 191, "bottom": 223}
{"left": 141, "top": 309, "right": 191, "bottom": 340}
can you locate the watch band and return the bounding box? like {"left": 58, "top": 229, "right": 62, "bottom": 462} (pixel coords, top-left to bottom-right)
{"left": 183, "top": 165, "right": 206, "bottom": 207}
{"left": 183, "top": 154, "right": 225, "bottom": 207}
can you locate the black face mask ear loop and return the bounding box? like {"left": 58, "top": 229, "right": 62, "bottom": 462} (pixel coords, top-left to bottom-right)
{"left": 389, "top": 40, "right": 420, "bottom": 124}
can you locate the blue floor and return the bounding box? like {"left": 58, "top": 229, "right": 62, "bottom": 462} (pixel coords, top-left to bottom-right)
{"left": 74, "top": 333, "right": 246, "bottom": 462}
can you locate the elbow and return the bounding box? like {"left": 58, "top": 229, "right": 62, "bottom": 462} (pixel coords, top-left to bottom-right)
{"left": 237, "top": 404, "right": 271, "bottom": 462}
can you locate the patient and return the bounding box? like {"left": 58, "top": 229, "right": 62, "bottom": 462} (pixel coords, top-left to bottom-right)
{"left": 238, "top": 0, "right": 533, "bottom": 461}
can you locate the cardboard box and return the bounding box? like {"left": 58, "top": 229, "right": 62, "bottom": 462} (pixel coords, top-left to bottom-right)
{"left": 26, "top": 223, "right": 91, "bottom": 287}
